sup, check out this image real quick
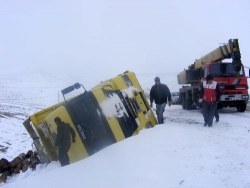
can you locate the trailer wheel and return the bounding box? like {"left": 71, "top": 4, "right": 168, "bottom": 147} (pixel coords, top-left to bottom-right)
{"left": 236, "top": 103, "right": 246, "bottom": 112}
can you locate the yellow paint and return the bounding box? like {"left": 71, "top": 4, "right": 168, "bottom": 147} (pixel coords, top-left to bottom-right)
{"left": 106, "top": 117, "right": 125, "bottom": 141}
{"left": 45, "top": 106, "right": 89, "bottom": 163}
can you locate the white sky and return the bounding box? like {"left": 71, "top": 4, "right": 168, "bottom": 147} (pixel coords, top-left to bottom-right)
{"left": 0, "top": 0, "right": 250, "bottom": 77}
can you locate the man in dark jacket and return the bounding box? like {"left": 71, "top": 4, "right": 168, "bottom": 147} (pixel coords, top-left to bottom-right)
{"left": 150, "top": 77, "right": 172, "bottom": 124}
{"left": 54, "top": 117, "right": 76, "bottom": 166}
{"left": 199, "top": 74, "right": 221, "bottom": 127}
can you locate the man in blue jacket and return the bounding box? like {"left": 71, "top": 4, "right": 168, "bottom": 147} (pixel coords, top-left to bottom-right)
{"left": 150, "top": 77, "right": 172, "bottom": 124}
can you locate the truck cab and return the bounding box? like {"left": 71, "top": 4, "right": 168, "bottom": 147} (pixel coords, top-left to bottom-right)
{"left": 203, "top": 62, "right": 249, "bottom": 111}
{"left": 178, "top": 39, "right": 249, "bottom": 112}
{"left": 23, "top": 71, "right": 158, "bottom": 164}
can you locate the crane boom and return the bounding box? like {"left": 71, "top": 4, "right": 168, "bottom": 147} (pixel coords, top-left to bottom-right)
{"left": 178, "top": 39, "right": 243, "bottom": 85}
{"left": 193, "top": 39, "right": 242, "bottom": 71}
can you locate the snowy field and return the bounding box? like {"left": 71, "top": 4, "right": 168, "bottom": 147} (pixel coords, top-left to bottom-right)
{"left": 0, "top": 72, "right": 250, "bottom": 188}
{"left": 1, "top": 0, "right": 250, "bottom": 187}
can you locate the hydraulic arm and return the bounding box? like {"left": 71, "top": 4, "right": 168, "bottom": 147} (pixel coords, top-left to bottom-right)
{"left": 193, "top": 39, "right": 242, "bottom": 72}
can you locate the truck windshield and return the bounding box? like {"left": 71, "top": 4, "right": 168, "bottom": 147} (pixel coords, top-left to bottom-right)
{"left": 210, "top": 64, "right": 245, "bottom": 77}
{"left": 65, "top": 92, "right": 117, "bottom": 155}
{"left": 65, "top": 90, "right": 138, "bottom": 155}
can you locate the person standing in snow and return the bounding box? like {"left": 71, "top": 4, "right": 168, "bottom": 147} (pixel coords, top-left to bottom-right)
{"left": 199, "top": 74, "right": 221, "bottom": 127}
{"left": 54, "top": 117, "right": 76, "bottom": 167}
{"left": 150, "top": 77, "right": 172, "bottom": 124}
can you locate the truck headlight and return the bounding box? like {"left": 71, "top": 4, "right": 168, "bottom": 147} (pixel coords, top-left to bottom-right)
{"left": 242, "top": 95, "right": 249, "bottom": 99}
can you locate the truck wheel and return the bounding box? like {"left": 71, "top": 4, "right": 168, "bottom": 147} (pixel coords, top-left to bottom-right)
{"left": 185, "top": 99, "right": 190, "bottom": 109}
{"left": 237, "top": 103, "right": 246, "bottom": 112}
{"left": 181, "top": 95, "right": 186, "bottom": 109}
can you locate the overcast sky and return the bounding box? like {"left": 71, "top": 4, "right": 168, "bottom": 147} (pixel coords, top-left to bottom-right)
{"left": 1, "top": 0, "right": 250, "bottom": 78}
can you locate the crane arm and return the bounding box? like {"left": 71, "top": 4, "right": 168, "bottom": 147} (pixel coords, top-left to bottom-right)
{"left": 194, "top": 39, "right": 242, "bottom": 72}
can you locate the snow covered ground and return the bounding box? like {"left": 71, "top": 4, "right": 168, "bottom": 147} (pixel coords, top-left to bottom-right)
{"left": 0, "top": 72, "right": 250, "bottom": 188}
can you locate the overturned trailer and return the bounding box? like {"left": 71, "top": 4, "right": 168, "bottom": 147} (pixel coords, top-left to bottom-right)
{"left": 23, "top": 71, "right": 158, "bottom": 164}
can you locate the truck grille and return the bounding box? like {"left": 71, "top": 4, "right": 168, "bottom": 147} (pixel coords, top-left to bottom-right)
{"left": 223, "top": 91, "right": 243, "bottom": 94}
{"left": 224, "top": 85, "right": 235, "bottom": 90}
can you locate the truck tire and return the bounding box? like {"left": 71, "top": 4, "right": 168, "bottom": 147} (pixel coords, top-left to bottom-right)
{"left": 185, "top": 99, "right": 190, "bottom": 110}
{"left": 236, "top": 103, "right": 246, "bottom": 112}
{"left": 181, "top": 95, "right": 186, "bottom": 109}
